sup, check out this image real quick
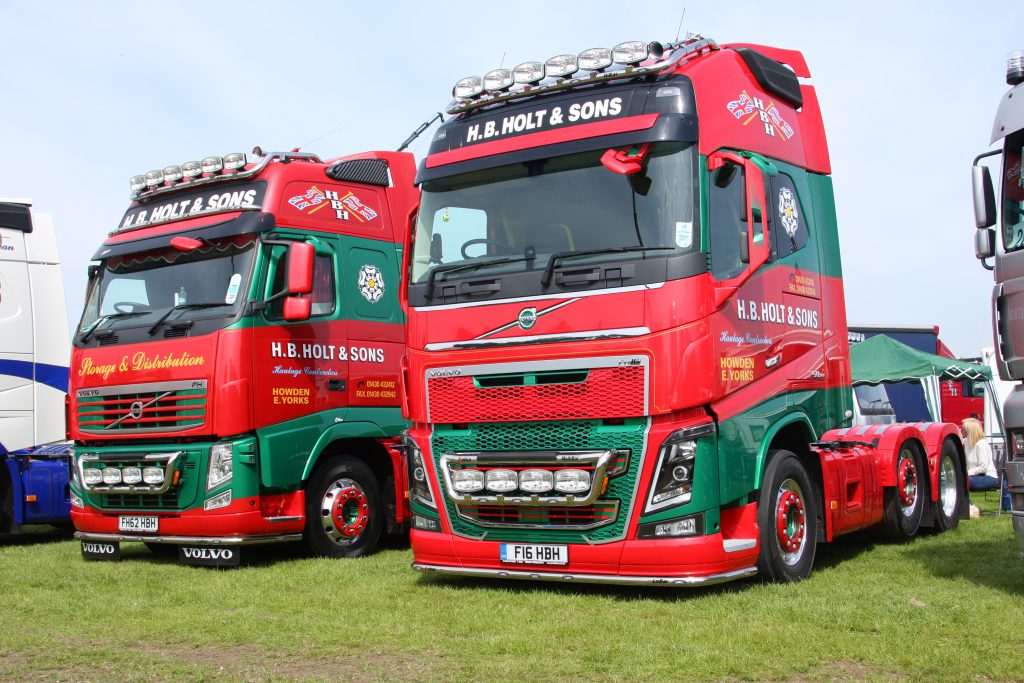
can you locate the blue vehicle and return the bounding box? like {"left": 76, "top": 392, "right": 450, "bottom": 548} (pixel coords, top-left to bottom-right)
{"left": 0, "top": 199, "right": 71, "bottom": 534}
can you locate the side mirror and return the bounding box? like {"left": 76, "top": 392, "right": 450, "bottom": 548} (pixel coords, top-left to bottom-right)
{"left": 283, "top": 296, "right": 311, "bottom": 322}
{"left": 973, "top": 165, "right": 997, "bottom": 228}
{"left": 287, "top": 242, "right": 314, "bottom": 295}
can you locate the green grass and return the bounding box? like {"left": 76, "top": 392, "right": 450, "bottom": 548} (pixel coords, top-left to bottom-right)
{"left": 2, "top": 501, "right": 1022, "bottom": 682}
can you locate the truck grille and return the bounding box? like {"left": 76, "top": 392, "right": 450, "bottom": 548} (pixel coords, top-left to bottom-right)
{"left": 77, "top": 380, "right": 207, "bottom": 433}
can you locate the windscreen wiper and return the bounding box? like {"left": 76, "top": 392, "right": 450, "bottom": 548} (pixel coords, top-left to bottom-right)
{"left": 78, "top": 311, "right": 148, "bottom": 344}
{"left": 425, "top": 257, "right": 532, "bottom": 299}
{"left": 541, "top": 246, "right": 676, "bottom": 288}
{"left": 147, "top": 303, "right": 228, "bottom": 336}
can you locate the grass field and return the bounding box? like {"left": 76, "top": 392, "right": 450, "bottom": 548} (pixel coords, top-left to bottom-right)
{"left": 2, "top": 499, "right": 1022, "bottom": 683}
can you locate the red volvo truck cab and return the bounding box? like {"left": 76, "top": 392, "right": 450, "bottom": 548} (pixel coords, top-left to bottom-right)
{"left": 403, "top": 37, "right": 967, "bottom": 585}
{"left": 69, "top": 150, "right": 417, "bottom": 566}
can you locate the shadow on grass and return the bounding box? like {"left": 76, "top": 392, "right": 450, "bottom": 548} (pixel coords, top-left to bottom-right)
{"left": 0, "top": 524, "right": 74, "bottom": 547}
{"left": 905, "top": 537, "right": 1024, "bottom": 596}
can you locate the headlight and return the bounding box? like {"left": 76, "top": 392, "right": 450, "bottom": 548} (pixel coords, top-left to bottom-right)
{"left": 645, "top": 424, "right": 713, "bottom": 513}
{"left": 485, "top": 469, "right": 518, "bottom": 493}
{"left": 102, "top": 468, "right": 122, "bottom": 485}
{"left": 554, "top": 469, "right": 590, "bottom": 494}
{"left": 519, "top": 469, "right": 554, "bottom": 493}
{"left": 451, "top": 469, "right": 485, "bottom": 493}
{"left": 1011, "top": 431, "right": 1024, "bottom": 459}
{"left": 142, "top": 467, "right": 164, "bottom": 485}
{"left": 207, "top": 443, "right": 233, "bottom": 490}
{"left": 83, "top": 468, "right": 102, "bottom": 486}
{"left": 406, "top": 438, "right": 436, "bottom": 509}
{"left": 121, "top": 467, "right": 143, "bottom": 485}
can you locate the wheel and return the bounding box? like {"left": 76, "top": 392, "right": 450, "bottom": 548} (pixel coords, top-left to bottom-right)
{"left": 303, "top": 456, "right": 383, "bottom": 558}
{"left": 460, "top": 238, "right": 500, "bottom": 259}
{"left": 878, "top": 442, "right": 926, "bottom": 540}
{"left": 113, "top": 301, "right": 150, "bottom": 313}
{"left": 756, "top": 450, "right": 818, "bottom": 582}
{"left": 934, "top": 438, "right": 964, "bottom": 532}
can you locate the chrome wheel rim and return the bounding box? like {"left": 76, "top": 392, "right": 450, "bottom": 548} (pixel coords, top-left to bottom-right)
{"left": 320, "top": 477, "right": 369, "bottom": 547}
{"left": 938, "top": 454, "right": 957, "bottom": 519}
{"left": 897, "top": 449, "right": 919, "bottom": 518}
{"left": 774, "top": 478, "right": 807, "bottom": 567}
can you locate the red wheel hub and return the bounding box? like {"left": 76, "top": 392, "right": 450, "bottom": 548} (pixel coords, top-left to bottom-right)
{"left": 775, "top": 489, "right": 805, "bottom": 553}
{"left": 331, "top": 485, "right": 369, "bottom": 538}
{"left": 898, "top": 456, "right": 918, "bottom": 508}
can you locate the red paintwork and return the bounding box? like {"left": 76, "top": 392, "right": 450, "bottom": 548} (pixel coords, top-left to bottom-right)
{"left": 72, "top": 151, "right": 419, "bottom": 541}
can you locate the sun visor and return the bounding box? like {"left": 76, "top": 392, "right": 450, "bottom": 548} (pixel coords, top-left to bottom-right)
{"left": 92, "top": 211, "right": 275, "bottom": 260}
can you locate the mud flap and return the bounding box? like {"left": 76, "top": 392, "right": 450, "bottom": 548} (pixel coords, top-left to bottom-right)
{"left": 178, "top": 545, "right": 241, "bottom": 567}
{"left": 81, "top": 541, "right": 120, "bottom": 561}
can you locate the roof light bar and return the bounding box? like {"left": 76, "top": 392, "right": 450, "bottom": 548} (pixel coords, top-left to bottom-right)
{"left": 454, "top": 76, "right": 484, "bottom": 99}
{"left": 223, "top": 152, "right": 247, "bottom": 171}
{"left": 181, "top": 160, "right": 203, "bottom": 178}
{"left": 578, "top": 47, "right": 613, "bottom": 71}
{"left": 144, "top": 170, "right": 163, "bottom": 188}
{"left": 483, "top": 68, "right": 514, "bottom": 93}
{"left": 544, "top": 54, "right": 579, "bottom": 78}
{"left": 163, "top": 165, "right": 183, "bottom": 183}
{"left": 201, "top": 156, "right": 224, "bottom": 174}
{"left": 513, "top": 61, "right": 545, "bottom": 85}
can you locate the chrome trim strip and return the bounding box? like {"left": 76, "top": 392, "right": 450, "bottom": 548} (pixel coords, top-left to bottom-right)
{"left": 78, "top": 451, "right": 183, "bottom": 494}
{"left": 723, "top": 538, "right": 757, "bottom": 553}
{"left": 425, "top": 327, "right": 650, "bottom": 351}
{"left": 75, "top": 531, "right": 303, "bottom": 546}
{"left": 412, "top": 562, "right": 757, "bottom": 587}
{"left": 413, "top": 282, "right": 664, "bottom": 312}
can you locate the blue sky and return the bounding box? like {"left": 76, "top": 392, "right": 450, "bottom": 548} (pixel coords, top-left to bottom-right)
{"left": 1, "top": 1, "right": 1020, "bottom": 356}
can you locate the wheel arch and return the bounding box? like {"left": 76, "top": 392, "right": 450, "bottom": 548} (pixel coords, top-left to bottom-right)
{"left": 755, "top": 412, "right": 819, "bottom": 490}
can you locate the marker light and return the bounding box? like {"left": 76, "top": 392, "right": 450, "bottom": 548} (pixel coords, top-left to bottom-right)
{"left": 83, "top": 468, "right": 102, "bottom": 486}
{"left": 519, "top": 469, "right": 554, "bottom": 494}
{"left": 201, "top": 156, "right": 224, "bottom": 174}
{"left": 181, "top": 160, "right": 203, "bottom": 178}
{"left": 102, "top": 468, "right": 122, "bottom": 485}
{"left": 162, "top": 165, "right": 183, "bottom": 183}
{"left": 613, "top": 41, "right": 653, "bottom": 65}
{"left": 121, "top": 467, "right": 143, "bottom": 485}
{"left": 1009, "top": 50, "right": 1024, "bottom": 86}
{"left": 483, "top": 68, "right": 514, "bottom": 93}
{"left": 554, "top": 469, "right": 591, "bottom": 494}
{"left": 130, "top": 175, "right": 147, "bottom": 192}
{"left": 513, "top": 61, "right": 545, "bottom": 85}
{"left": 145, "top": 169, "right": 164, "bottom": 188}
{"left": 223, "top": 152, "right": 247, "bottom": 170}
{"left": 454, "top": 76, "right": 485, "bottom": 99}
{"left": 451, "top": 469, "right": 485, "bottom": 493}
{"left": 578, "top": 47, "right": 613, "bottom": 71}
{"left": 142, "top": 466, "right": 165, "bottom": 485}
{"left": 544, "top": 54, "right": 579, "bottom": 78}
{"left": 484, "top": 469, "right": 518, "bottom": 493}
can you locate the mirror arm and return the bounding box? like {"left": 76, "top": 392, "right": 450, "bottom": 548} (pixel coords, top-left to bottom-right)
{"left": 981, "top": 257, "right": 994, "bottom": 272}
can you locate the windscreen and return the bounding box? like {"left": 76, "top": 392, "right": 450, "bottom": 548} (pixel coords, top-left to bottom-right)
{"left": 411, "top": 142, "right": 697, "bottom": 289}
{"left": 1003, "top": 130, "right": 1024, "bottom": 251}
{"left": 77, "top": 235, "right": 256, "bottom": 341}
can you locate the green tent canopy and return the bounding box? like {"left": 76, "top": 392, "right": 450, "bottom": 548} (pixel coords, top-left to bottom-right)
{"left": 849, "top": 334, "right": 992, "bottom": 385}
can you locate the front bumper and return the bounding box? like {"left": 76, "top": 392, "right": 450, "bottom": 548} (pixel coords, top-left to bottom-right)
{"left": 74, "top": 530, "right": 301, "bottom": 546}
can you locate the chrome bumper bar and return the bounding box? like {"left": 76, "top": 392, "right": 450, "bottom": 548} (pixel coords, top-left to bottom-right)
{"left": 412, "top": 562, "right": 757, "bottom": 587}
{"left": 75, "top": 531, "right": 302, "bottom": 546}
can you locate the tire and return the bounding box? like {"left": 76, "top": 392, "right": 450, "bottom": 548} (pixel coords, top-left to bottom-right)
{"left": 878, "top": 442, "right": 926, "bottom": 540}
{"left": 303, "top": 456, "right": 383, "bottom": 558}
{"left": 934, "top": 438, "right": 964, "bottom": 532}
{"left": 756, "top": 450, "right": 818, "bottom": 582}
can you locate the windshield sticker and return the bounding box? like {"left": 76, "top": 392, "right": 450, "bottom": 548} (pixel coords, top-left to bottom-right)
{"left": 358, "top": 264, "right": 385, "bottom": 303}
{"left": 778, "top": 187, "right": 799, "bottom": 237}
{"left": 119, "top": 183, "right": 265, "bottom": 231}
{"left": 727, "top": 90, "right": 794, "bottom": 140}
{"left": 675, "top": 221, "right": 693, "bottom": 248}
{"left": 225, "top": 274, "right": 241, "bottom": 304}
{"left": 461, "top": 93, "right": 631, "bottom": 146}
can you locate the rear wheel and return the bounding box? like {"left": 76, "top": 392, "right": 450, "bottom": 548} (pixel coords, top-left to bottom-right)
{"left": 935, "top": 439, "right": 964, "bottom": 532}
{"left": 304, "top": 456, "right": 383, "bottom": 558}
{"left": 879, "top": 442, "right": 925, "bottom": 540}
{"left": 756, "top": 450, "right": 818, "bottom": 582}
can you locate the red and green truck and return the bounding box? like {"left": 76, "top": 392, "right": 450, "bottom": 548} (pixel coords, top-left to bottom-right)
{"left": 69, "top": 149, "right": 417, "bottom": 566}
{"left": 402, "top": 36, "right": 968, "bottom": 585}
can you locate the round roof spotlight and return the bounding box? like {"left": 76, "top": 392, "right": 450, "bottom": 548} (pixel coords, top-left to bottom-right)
{"left": 163, "top": 165, "right": 183, "bottom": 183}
{"left": 578, "top": 47, "right": 613, "bottom": 72}
{"left": 223, "top": 152, "right": 247, "bottom": 170}
{"left": 201, "top": 156, "right": 224, "bottom": 174}
{"left": 513, "top": 61, "right": 545, "bottom": 85}
{"left": 181, "top": 161, "right": 203, "bottom": 178}
{"left": 612, "top": 41, "right": 651, "bottom": 65}
{"left": 545, "top": 54, "right": 579, "bottom": 78}
{"left": 1008, "top": 50, "right": 1024, "bottom": 86}
{"left": 453, "top": 76, "right": 484, "bottom": 99}
{"left": 483, "top": 68, "right": 514, "bottom": 93}
{"left": 129, "top": 175, "right": 147, "bottom": 192}
{"left": 144, "top": 169, "right": 164, "bottom": 188}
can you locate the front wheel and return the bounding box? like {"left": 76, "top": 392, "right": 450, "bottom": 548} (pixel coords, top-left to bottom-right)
{"left": 878, "top": 442, "right": 926, "bottom": 540}
{"left": 303, "top": 456, "right": 383, "bottom": 558}
{"left": 934, "top": 439, "right": 964, "bottom": 532}
{"left": 756, "top": 450, "right": 818, "bottom": 582}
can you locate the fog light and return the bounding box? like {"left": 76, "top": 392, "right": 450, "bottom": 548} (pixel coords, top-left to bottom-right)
{"left": 453, "top": 76, "right": 484, "bottom": 99}
{"left": 413, "top": 514, "right": 441, "bottom": 532}
{"left": 485, "top": 469, "right": 518, "bottom": 493}
{"left": 554, "top": 469, "right": 591, "bottom": 494}
{"left": 142, "top": 467, "right": 164, "bottom": 485}
{"left": 578, "top": 47, "right": 612, "bottom": 71}
{"left": 102, "top": 468, "right": 122, "bottom": 485}
{"left": 204, "top": 490, "right": 232, "bottom": 511}
{"left": 83, "top": 468, "right": 102, "bottom": 486}
{"left": 201, "top": 156, "right": 224, "bottom": 174}
{"left": 637, "top": 514, "right": 703, "bottom": 539}
{"left": 452, "top": 469, "right": 484, "bottom": 493}
{"left": 181, "top": 160, "right": 203, "bottom": 178}
{"left": 519, "top": 469, "right": 554, "bottom": 493}
{"left": 223, "top": 152, "right": 247, "bottom": 170}
{"left": 144, "top": 169, "right": 164, "bottom": 188}
{"left": 483, "top": 68, "right": 513, "bottom": 92}
{"left": 70, "top": 492, "right": 84, "bottom": 509}
{"left": 121, "top": 467, "right": 143, "bottom": 485}
{"left": 130, "top": 175, "right": 147, "bottom": 192}
{"left": 545, "top": 54, "right": 579, "bottom": 78}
